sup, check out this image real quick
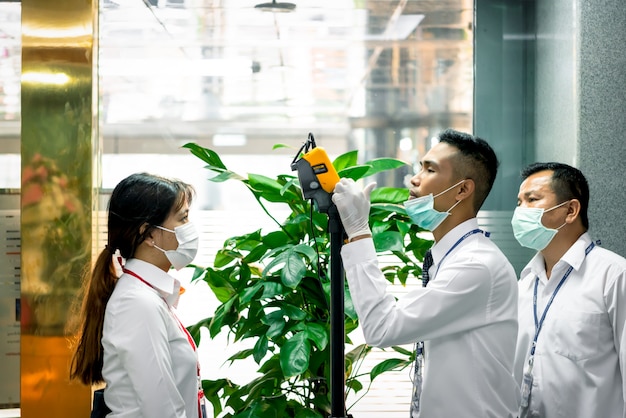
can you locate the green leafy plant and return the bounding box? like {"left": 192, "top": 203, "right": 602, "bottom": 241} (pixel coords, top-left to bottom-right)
{"left": 183, "top": 142, "right": 433, "bottom": 418}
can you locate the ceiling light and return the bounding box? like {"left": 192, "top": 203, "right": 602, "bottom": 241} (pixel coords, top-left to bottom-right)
{"left": 254, "top": 0, "right": 296, "bottom": 13}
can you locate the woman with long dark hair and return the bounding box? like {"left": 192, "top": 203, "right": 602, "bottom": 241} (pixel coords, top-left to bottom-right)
{"left": 71, "top": 172, "right": 203, "bottom": 417}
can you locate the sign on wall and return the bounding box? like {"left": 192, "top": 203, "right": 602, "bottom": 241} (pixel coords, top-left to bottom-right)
{"left": 0, "top": 210, "right": 20, "bottom": 407}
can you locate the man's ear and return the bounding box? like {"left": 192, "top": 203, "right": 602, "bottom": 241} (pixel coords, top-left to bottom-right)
{"left": 457, "top": 179, "right": 475, "bottom": 201}
{"left": 565, "top": 199, "right": 581, "bottom": 224}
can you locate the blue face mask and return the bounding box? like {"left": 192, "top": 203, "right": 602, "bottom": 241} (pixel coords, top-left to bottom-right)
{"left": 404, "top": 180, "right": 465, "bottom": 231}
{"left": 511, "top": 200, "right": 569, "bottom": 251}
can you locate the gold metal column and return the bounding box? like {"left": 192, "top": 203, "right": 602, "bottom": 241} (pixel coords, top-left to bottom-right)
{"left": 20, "top": 0, "right": 98, "bottom": 416}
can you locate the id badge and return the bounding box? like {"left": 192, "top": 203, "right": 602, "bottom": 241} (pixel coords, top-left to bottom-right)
{"left": 198, "top": 376, "right": 207, "bottom": 418}
{"left": 520, "top": 371, "right": 533, "bottom": 408}
{"left": 410, "top": 350, "right": 424, "bottom": 417}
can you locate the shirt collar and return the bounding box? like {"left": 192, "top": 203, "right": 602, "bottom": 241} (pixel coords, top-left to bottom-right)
{"left": 123, "top": 258, "right": 182, "bottom": 307}
{"left": 520, "top": 232, "right": 593, "bottom": 285}
{"left": 431, "top": 218, "right": 480, "bottom": 265}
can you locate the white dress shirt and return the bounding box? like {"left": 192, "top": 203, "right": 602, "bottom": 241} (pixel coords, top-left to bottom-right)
{"left": 341, "top": 218, "right": 519, "bottom": 418}
{"left": 513, "top": 232, "right": 626, "bottom": 418}
{"left": 102, "top": 258, "right": 199, "bottom": 418}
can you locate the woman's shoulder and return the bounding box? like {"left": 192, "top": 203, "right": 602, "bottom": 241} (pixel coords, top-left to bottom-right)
{"left": 107, "top": 276, "right": 169, "bottom": 317}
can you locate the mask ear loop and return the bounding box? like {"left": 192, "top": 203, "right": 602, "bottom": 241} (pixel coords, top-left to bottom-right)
{"left": 446, "top": 198, "right": 463, "bottom": 214}
{"left": 544, "top": 199, "right": 571, "bottom": 213}
{"left": 545, "top": 199, "right": 572, "bottom": 230}
{"left": 435, "top": 179, "right": 467, "bottom": 213}
{"left": 433, "top": 179, "right": 467, "bottom": 199}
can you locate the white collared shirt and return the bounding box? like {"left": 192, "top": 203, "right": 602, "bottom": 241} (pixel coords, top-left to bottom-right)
{"left": 514, "top": 232, "right": 626, "bottom": 418}
{"left": 102, "top": 258, "right": 199, "bottom": 418}
{"left": 341, "top": 218, "right": 519, "bottom": 417}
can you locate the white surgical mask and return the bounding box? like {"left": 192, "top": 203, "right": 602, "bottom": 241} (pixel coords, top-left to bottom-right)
{"left": 154, "top": 222, "right": 199, "bottom": 270}
{"left": 404, "top": 180, "right": 465, "bottom": 231}
{"left": 511, "top": 200, "right": 569, "bottom": 251}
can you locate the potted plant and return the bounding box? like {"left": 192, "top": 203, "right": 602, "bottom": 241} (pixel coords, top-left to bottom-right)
{"left": 183, "top": 142, "right": 432, "bottom": 418}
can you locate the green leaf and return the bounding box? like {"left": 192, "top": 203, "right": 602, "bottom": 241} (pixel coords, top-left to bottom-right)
{"left": 281, "top": 253, "right": 307, "bottom": 288}
{"left": 332, "top": 150, "right": 358, "bottom": 171}
{"left": 227, "top": 348, "right": 254, "bottom": 363}
{"left": 337, "top": 165, "right": 371, "bottom": 181}
{"left": 370, "top": 187, "right": 409, "bottom": 204}
{"left": 262, "top": 311, "right": 286, "bottom": 339}
{"left": 391, "top": 345, "right": 414, "bottom": 357}
{"left": 373, "top": 230, "right": 404, "bottom": 252}
{"left": 202, "top": 378, "right": 236, "bottom": 417}
{"left": 304, "top": 323, "right": 328, "bottom": 350}
{"left": 253, "top": 335, "right": 269, "bottom": 364}
{"left": 214, "top": 249, "right": 241, "bottom": 268}
{"left": 279, "top": 303, "right": 307, "bottom": 321}
{"left": 240, "top": 282, "right": 263, "bottom": 304}
{"left": 209, "top": 297, "right": 236, "bottom": 337}
{"left": 248, "top": 173, "right": 300, "bottom": 203}
{"left": 263, "top": 231, "right": 291, "bottom": 249}
{"left": 371, "top": 202, "right": 407, "bottom": 215}
{"left": 248, "top": 173, "right": 284, "bottom": 194}
{"left": 362, "top": 157, "right": 408, "bottom": 177}
{"left": 261, "top": 281, "right": 285, "bottom": 299}
{"left": 346, "top": 378, "right": 363, "bottom": 393}
{"left": 370, "top": 358, "right": 408, "bottom": 381}
{"left": 343, "top": 285, "right": 358, "bottom": 320}
{"left": 280, "top": 332, "right": 311, "bottom": 378}
{"left": 189, "top": 265, "right": 206, "bottom": 282}
{"left": 272, "top": 143, "right": 293, "bottom": 150}
{"left": 182, "top": 143, "right": 246, "bottom": 182}
{"left": 262, "top": 249, "right": 307, "bottom": 288}
{"left": 209, "top": 170, "right": 247, "bottom": 183}
{"left": 292, "top": 243, "right": 318, "bottom": 262}
{"left": 203, "top": 269, "right": 235, "bottom": 303}
{"left": 182, "top": 143, "right": 228, "bottom": 170}
{"left": 243, "top": 244, "right": 267, "bottom": 263}
{"left": 186, "top": 317, "right": 211, "bottom": 347}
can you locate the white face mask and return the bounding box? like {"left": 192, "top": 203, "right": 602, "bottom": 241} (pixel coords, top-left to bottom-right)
{"left": 153, "top": 222, "right": 199, "bottom": 270}
{"left": 403, "top": 179, "right": 465, "bottom": 231}
{"left": 510, "top": 200, "right": 569, "bottom": 251}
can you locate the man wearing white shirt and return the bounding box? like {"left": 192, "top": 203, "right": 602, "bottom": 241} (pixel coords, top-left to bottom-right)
{"left": 512, "top": 162, "right": 626, "bottom": 418}
{"left": 333, "top": 129, "right": 519, "bottom": 418}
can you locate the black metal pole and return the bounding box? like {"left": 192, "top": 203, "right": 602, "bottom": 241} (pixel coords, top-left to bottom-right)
{"left": 328, "top": 204, "right": 350, "bottom": 418}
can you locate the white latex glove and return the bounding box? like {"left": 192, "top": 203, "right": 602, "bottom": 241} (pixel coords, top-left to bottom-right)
{"left": 332, "top": 178, "right": 377, "bottom": 240}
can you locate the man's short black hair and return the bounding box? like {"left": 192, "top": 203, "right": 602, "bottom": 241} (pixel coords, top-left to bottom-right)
{"left": 438, "top": 128, "right": 499, "bottom": 212}
{"left": 521, "top": 162, "right": 589, "bottom": 230}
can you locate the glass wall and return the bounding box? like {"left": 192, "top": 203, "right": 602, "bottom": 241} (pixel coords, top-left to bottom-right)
{"left": 474, "top": 0, "right": 537, "bottom": 272}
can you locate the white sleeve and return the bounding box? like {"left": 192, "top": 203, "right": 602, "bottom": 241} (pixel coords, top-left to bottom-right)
{"left": 604, "top": 265, "right": 626, "bottom": 415}
{"left": 342, "top": 238, "right": 494, "bottom": 347}
{"left": 107, "top": 295, "right": 188, "bottom": 418}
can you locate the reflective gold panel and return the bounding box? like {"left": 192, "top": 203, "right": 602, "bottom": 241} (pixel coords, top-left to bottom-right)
{"left": 21, "top": 0, "right": 97, "bottom": 415}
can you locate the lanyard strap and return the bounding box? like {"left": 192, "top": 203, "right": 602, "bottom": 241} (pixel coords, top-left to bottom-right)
{"left": 416, "top": 228, "right": 486, "bottom": 357}
{"left": 530, "top": 241, "right": 596, "bottom": 357}
{"left": 433, "top": 228, "right": 486, "bottom": 278}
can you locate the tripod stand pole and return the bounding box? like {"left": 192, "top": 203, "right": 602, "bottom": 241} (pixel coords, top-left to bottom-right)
{"left": 328, "top": 204, "right": 351, "bottom": 418}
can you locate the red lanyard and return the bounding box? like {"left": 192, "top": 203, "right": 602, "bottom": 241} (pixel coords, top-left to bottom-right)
{"left": 123, "top": 268, "right": 197, "bottom": 351}
{"left": 123, "top": 268, "right": 205, "bottom": 418}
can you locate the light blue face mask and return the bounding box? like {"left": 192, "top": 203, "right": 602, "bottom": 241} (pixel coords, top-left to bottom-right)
{"left": 511, "top": 200, "right": 569, "bottom": 251}
{"left": 404, "top": 180, "right": 465, "bottom": 231}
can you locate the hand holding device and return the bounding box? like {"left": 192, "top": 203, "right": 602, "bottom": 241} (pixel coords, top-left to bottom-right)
{"left": 332, "top": 178, "right": 376, "bottom": 240}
